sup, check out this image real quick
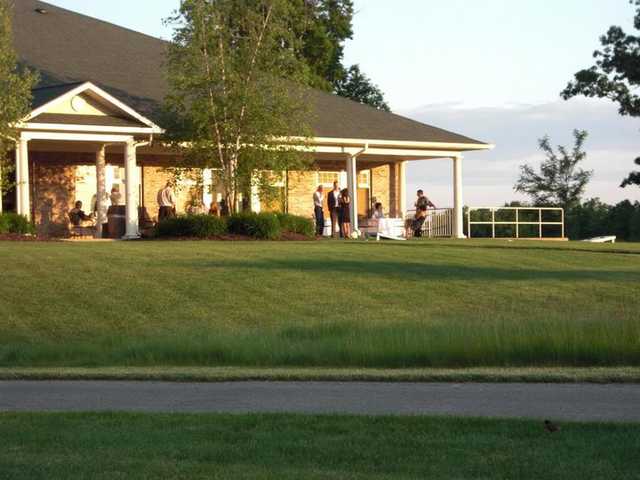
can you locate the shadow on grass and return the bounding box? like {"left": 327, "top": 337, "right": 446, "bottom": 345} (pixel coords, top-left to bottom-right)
{"left": 176, "top": 257, "right": 640, "bottom": 282}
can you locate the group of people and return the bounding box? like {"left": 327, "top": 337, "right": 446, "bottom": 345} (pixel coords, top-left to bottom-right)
{"left": 313, "top": 181, "right": 353, "bottom": 238}
{"left": 311, "top": 184, "right": 436, "bottom": 239}
{"left": 68, "top": 186, "right": 125, "bottom": 227}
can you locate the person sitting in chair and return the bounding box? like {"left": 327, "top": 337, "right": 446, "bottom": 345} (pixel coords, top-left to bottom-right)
{"left": 69, "top": 201, "right": 94, "bottom": 227}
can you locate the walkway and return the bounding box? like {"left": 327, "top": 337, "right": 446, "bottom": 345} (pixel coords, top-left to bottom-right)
{"left": 1, "top": 381, "right": 639, "bottom": 422}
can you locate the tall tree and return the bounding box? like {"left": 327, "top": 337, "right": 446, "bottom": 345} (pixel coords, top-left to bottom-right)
{"left": 163, "top": 0, "right": 313, "bottom": 213}
{"left": 334, "top": 64, "right": 390, "bottom": 111}
{"left": 561, "top": 0, "right": 640, "bottom": 186}
{"left": 0, "top": 0, "right": 37, "bottom": 198}
{"left": 292, "top": 0, "right": 353, "bottom": 91}
{"left": 515, "top": 130, "right": 593, "bottom": 211}
{"left": 620, "top": 158, "right": 640, "bottom": 189}
{"left": 291, "top": 0, "right": 391, "bottom": 109}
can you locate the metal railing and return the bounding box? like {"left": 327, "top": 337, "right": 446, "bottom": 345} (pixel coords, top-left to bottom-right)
{"left": 467, "top": 207, "right": 565, "bottom": 239}
{"left": 405, "top": 208, "right": 453, "bottom": 238}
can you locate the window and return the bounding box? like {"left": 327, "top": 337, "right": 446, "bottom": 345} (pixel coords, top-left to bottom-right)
{"left": 358, "top": 170, "right": 370, "bottom": 188}
{"left": 317, "top": 171, "right": 340, "bottom": 187}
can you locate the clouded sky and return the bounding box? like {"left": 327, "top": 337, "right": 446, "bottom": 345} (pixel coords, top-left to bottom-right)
{"left": 44, "top": 0, "right": 640, "bottom": 205}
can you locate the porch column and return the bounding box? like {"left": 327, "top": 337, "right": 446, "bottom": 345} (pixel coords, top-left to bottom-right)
{"left": 346, "top": 153, "right": 358, "bottom": 232}
{"left": 16, "top": 137, "right": 30, "bottom": 220}
{"left": 123, "top": 139, "right": 139, "bottom": 239}
{"left": 95, "top": 145, "right": 107, "bottom": 238}
{"left": 453, "top": 155, "right": 464, "bottom": 239}
{"left": 398, "top": 160, "right": 407, "bottom": 219}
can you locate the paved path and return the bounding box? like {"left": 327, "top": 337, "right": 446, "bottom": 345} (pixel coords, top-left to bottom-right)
{"left": 1, "top": 381, "right": 639, "bottom": 422}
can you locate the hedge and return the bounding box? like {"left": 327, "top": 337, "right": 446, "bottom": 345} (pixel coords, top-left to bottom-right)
{"left": 0, "top": 213, "right": 35, "bottom": 235}
{"left": 276, "top": 213, "right": 315, "bottom": 238}
{"left": 227, "top": 212, "right": 281, "bottom": 240}
{"left": 156, "top": 215, "right": 227, "bottom": 238}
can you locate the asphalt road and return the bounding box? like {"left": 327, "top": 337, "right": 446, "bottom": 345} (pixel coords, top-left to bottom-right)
{"left": 1, "top": 381, "right": 639, "bottom": 422}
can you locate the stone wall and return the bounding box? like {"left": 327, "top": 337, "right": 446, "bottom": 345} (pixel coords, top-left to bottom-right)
{"left": 30, "top": 152, "right": 84, "bottom": 237}
{"left": 286, "top": 170, "right": 316, "bottom": 218}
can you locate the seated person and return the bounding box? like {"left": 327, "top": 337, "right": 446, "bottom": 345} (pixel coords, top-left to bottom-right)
{"left": 69, "top": 201, "right": 95, "bottom": 227}
{"left": 371, "top": 202, "right": 385, "bottom": 220}
{"left": 412, "top": 205, "right": 428, "bottom": 238}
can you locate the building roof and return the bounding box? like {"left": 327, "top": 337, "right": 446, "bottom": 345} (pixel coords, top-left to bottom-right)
{"left": 13, "top": 0, "right": 489, "bottom": 148}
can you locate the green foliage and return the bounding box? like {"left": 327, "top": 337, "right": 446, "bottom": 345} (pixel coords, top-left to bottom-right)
{"left": 291, "top": 0, "right": 354, "bottom": 91}
{"left": 276, "top": 213, "right": 314, "bottom": 237}
{"left": 0, "top": 213, "right": 34, "bottom": 235}
{"left": 515, "top": 130, "right": 593, "bottom": 211}
{"left": 0, "top": 0, "right": 38, "bottom": 192}
{"left": 621, "top": 157, "right": 640, "bottom": 189}
{"left": 163, "top": 0, "right": 313, "bottom": 213}
{"left": 156, "top": 215, "right": 227, "bottom": 238}
{"left": 334, "top": 64, "right": 390, "bottom": 111}
{"left": 562, "top": 0, "right": 640, "bottom": 183}
{"left": 227, "top": 212, "right": 281, "bottom": 239}
{"left": 566, "top": 199, "right": 640, "bottom": 241}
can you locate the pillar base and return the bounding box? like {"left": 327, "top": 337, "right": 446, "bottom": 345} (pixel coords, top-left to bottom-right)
{"left": 121, "top": 234, "right": 141, "bottom": 240}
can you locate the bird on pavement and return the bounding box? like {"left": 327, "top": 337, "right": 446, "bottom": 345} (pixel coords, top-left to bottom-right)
{"left": 544, "top": 420, "right": 560, "bottom": 433}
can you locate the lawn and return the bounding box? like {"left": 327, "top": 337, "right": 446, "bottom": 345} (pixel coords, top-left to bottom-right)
{"left": 1, "top": 239, "right": 639, "bottom": 367}
{"left": 0, "top": 413, "right": 638, "bottom": 479}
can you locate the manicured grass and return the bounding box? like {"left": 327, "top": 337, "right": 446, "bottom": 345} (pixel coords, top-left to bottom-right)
{"left": 1, "top": 413, "right": 639, "bottom": 479}
{"left": 1, "top": 240, "right": 639, "bottom": 367}
{"left": 2, "top": 366, "right": 640, "bottom": 383}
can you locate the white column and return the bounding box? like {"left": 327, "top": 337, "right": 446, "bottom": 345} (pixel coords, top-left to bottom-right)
{"left": 123, "top": 139, "right": 139, "bottom": 239}
{"left": 346, "top": 154, "right": 358, "bottom": 232}
{"left": 95, "top": 145, "right": 107, "bottom": 238}
{"left": 16, "top": 137, "right": 30, "bottom": 220}
{"left": 453, "top": 155, "right": 464, "bottom": 239}
{"left": 398, "top": 160, "right": 407, "bottom": 219}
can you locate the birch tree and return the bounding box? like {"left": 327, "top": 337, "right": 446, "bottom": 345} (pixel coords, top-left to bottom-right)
{"left": 163, "top": 0, "right": 313, "bottom": 213}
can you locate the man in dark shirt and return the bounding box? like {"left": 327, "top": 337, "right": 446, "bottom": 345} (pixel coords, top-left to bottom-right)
{"left": 69, "top": 201, "right": 94, "bottom": 227}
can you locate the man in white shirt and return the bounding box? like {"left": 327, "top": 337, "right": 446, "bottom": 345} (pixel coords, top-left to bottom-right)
{"left": 313, "top": 185, "right": 324, "bottom": 236}
{"left": 157, "top": 181, "right": 176, "bottom": 221}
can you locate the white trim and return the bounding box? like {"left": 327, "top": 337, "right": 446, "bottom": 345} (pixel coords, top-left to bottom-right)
{"left": 282, "top": 136, "right": 494, "bottom": 152}
{"left": 302, "top": 144, "right": 465, "bottom": 158}
{"left": 27, "top": 82, "right": 163, "bottom": 133}
{"left": 21, "top": 131, "right": 134, "bottom": 143}
{"left": 23, "top": 122, "right": 159, "bottom": 134}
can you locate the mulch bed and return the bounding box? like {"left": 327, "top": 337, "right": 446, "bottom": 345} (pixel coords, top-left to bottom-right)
{"left": 148, "top": 232, "right": 317, "bottom": 242}
{"left": 0, "top": 234, "right": 57, "bottom": 242}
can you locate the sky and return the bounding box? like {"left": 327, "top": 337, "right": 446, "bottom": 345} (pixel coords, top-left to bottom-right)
{"left": 44, "top": 0, "right": 640, "bottom": 206}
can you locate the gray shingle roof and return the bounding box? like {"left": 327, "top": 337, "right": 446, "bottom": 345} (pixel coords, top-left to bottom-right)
{"left": 14, "top": 0, "right": 488, "bottom": 147}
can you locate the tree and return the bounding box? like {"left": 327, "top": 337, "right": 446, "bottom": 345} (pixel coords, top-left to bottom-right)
{"left": 163, "top": 0, "right": 313, "bottom": 213}
{"left": 0, "top": 0, "right": 37, "bottom": 196}
{"left": 514, "top": 130, "right": 593, "bottom": 211}
{"left": 621, "top": 157, "right": 640, "bottom": 188}
{"left": 334, "top": 64, "right": 390, "bottom": 111}
{"left": 292, "top": 0, "right": 354, "bottom": 91}
{"left": 290, "top": 0, "right": 391, "bottom": 110}
{"left": 561, "top": 0, "right": 640, "bottom": 185}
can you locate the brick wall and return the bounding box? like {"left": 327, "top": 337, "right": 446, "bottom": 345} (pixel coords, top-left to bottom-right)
{"left": 286, "top": 170, "right": 316, "bottom": 218}
{"left": 31, "top": 153, "right": 80, "bottom": 237}
{"left": 371, "top": 164, "right": 391, "bottom": 216}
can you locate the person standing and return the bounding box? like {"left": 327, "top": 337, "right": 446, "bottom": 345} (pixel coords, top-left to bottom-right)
{"left": 339, "top": 188, "right": 352, "bottom": 238}
{"left": 313, "top": 185, "right": 325, "bottom": 236}
{"left": 157, "top": 181, "right": 176, "bottom": 221}
{"left": 327, "top": 181, "right": 341, "bottom": 238}
{"left": 110, "top": 186, "right": 122, "bottom": 206}
{"left": 415, "top": 189, "right": 436, "bottom": 210}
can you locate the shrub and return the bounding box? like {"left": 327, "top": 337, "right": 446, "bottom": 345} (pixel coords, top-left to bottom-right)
{"left": 277, "top": 213, "right": 314, "bottom": 237}
{"left": 227, "top": 212, "right": 281, "bottom": 239}
{"left": 0, "top": 213, "right": 35, "bottom": 235}
{"left": 156, "top": 215, "right": 227, "bottom": 238}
